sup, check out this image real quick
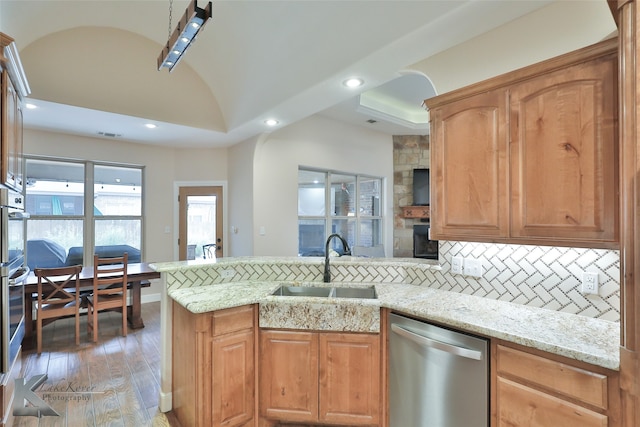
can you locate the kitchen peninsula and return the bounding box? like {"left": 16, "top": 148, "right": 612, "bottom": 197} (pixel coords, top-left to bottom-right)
{"left": 152, "top": 257, "right": 620, "bottom": 427}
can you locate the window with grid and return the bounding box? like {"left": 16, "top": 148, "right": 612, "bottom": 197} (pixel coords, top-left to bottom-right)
{"left": 298, "top": 168, "right": 383, "bottom": 257}
{"left": 24, "top": 157, "right": 143, "bottom": 269}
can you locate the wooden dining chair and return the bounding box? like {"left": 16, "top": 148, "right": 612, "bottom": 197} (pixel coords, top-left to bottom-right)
{"left": 34, "top": 265, "right": 83, "bottom": 354}
{"left": 203, "top": 243, "right": 216, "bottom": 259}
{"left": 87, "top": 253, "right": 128, "bottom": 343}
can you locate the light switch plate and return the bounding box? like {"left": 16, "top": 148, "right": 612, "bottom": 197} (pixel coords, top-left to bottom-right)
{"left": 451, "top": 256, "right": 464, "bottom": 274}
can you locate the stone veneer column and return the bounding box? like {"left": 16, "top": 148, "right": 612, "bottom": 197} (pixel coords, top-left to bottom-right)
{"left": 392, "top": 135, "right": 429, "bottom": 257}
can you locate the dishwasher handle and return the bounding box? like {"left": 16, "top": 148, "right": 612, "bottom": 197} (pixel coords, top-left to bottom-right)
{"left": 391, "top": 323, "right": 483, "bottom": 361}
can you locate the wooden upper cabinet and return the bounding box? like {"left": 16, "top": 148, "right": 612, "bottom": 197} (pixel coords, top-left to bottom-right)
{"left": 430, "top": 89, "right": 509, "bottom": 240}
{"left": 510, "top": 54, "right": 618, "bottom": 245}
{"left": 0, "top": 33, "right": 29, "bottom": 193}
{"left": 426, "top": 38, "right": 618, "bottom": 248}
{"left": 2, "top": 72, "right": 18, "bottom": 191}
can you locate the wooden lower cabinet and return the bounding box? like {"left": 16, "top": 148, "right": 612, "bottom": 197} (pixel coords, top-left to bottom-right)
{"left": 497, "top": 377, "right": 607, "bottom": 427}
{"left": 259, "top": 329, "right": 381, "bottom": 426}
{"left": 319, "top": 333, "right": 381, "bottom": 425}
{"left": 494, "top": 342, "right": 620, "bottom": 427}
{"left": 259, "top": 330, "right": 319, "bottom": 423}
{"left": 172, "top": 302, "right": 255, "bottom": 427}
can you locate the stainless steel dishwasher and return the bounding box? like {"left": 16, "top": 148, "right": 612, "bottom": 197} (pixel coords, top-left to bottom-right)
{"left": 388, "top": 313, "right": 488, "bottom": 427}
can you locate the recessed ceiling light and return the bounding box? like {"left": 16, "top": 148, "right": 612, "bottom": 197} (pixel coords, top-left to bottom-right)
{"left": 265, "top": 119, "right": 279, "bottom": 126}
{"left": 145, "top": 123, "right": 157, "bottom": 129}
{"left": 343, "top": 77, "right": 364, "bottom": 88}
{"left": 25, "top": 103, "right": 37, "bottom": 109}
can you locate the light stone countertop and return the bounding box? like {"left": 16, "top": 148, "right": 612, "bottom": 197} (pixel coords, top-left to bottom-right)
{"left": 167, "top": 281, "right": 277, "bottom": 314}
{"left": 150, "top": 255, "right": 441, "bottom": 272}
{"left": 166, "top": 279, "right": 620, "bottom": 370}
{"left": 376, "top": 283, "right": 619, "bottom": 370}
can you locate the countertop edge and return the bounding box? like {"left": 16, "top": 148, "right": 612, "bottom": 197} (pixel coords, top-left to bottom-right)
{"left": 166, "top": 280, "right": 620, "bottom": 371}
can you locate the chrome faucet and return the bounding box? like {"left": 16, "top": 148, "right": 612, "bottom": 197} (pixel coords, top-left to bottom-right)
{"left": 323, "top": 233, "right": 351, "bottom": 283}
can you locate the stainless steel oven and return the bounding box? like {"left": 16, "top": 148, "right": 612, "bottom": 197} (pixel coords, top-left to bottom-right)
{"left": 1, "top": 189, "right": 29, "bottom": 373}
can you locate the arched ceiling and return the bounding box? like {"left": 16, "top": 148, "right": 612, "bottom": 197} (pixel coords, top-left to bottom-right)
{"left": 2, "top": 0, "right": 610, "bottom": 148}
{"left": 21, "top": 27, "right": 225, "bottom": 132}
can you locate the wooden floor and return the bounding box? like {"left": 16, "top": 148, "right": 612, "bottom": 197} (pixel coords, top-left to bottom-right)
{"left": 14, "top": 302, "right": 181, "bottom": 427}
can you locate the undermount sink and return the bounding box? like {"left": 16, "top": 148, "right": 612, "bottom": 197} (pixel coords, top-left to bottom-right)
{"left": 271, "top": 285, "right": 332, "bottom": 297}
{"left": 271, "top": 285, "right": 377, "bottom": 299}
{"left": 331, "top": 286, "right": 377, "bottom": 299}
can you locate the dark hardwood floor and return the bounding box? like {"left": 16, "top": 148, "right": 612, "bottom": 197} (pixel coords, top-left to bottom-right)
{"left": 14, "top": 302, "right": 181, "bottom": 427}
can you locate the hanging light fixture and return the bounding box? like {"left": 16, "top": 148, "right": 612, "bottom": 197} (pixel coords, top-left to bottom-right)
{"left": 157, "top": 0, "right": 213, "bottom": 72}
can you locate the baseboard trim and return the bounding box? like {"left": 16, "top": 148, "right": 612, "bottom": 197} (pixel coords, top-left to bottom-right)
{"left": 159, "top": 390, "right": 172, "bottom": 413}
{"left": 141, "top": 293, "right": 161, "bottom": 304}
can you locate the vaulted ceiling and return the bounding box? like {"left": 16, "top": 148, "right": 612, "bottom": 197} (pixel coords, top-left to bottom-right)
{"left": 0, "top": 1, "right": 614, "bottom": 148}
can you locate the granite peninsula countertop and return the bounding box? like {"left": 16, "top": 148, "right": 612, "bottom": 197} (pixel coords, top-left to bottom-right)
{"left": 163, "top": 276, "right": 620, "bottom": 371}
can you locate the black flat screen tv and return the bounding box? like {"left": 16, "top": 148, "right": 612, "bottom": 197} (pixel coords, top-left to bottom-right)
{"left": 413, "top": 168, "right": 430, "bottom": 206}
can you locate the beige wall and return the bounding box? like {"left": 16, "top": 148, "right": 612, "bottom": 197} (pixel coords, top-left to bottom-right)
{"left": 251, "top": 115, "right": 394, "bottom": 256}
{"left": 410, "top": 1, "right": 616, "bottom": 95}
{"left": 23, "top": 115, "right": 394, "bottom": 276}
{"left": 228, "top": 136, "right": 260, "bottom": 257}
{"left": 23, "top": 129, "right": 229, "bottom": 296}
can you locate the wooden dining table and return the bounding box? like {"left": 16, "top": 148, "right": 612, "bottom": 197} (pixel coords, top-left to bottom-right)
{"left": 22, "top": 262, "right": 160, "bottom": 338}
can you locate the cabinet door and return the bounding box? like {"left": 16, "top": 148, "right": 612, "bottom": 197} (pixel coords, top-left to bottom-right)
{"left": 318, "top": 332, "right": 380, "bottom": 425}
{"left": 2, "top": 70, "right": 14, "bottom": 190}
{"left": 497, "top": 377, "right": 607, "bottom": 427}
{"left": 212, "top": 329, "right": 254, "bottom": 427}
{"left": 172, "top": 303, "right": 256, "bottom": 427}
{"left": 510, "top": 54, "right": 618, "bottom": 246}
{"left": 13, "top": 98, "right": 23, "bottom": 192}
{"left": 430, "top": 89, "right": 509, "bottom": 241}
{"left": 259, "top": 330, "right": 318, "bottom": 423}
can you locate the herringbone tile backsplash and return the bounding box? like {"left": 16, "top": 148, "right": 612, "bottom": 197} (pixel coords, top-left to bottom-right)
{"left": 164, "top": 242, "right": 620, "bottom": 322}
{"left": 437, "top": 242, "right": 620, "bottom": 321}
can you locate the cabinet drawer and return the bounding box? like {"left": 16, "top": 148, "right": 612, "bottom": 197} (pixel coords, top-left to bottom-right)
{"left": 497, "top": 377, "right": 607, "bottom": 427}
{"left": 496, "top": 344, "right": 608, "bottom": 410}
{"left": 212, "top": 305, "right": 254, "bottom": 336}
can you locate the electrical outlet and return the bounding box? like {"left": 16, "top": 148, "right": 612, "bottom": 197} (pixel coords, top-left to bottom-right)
{"left": 581, "top": 272, "right": 599, "bottom": 295}
{"left": 464, "top": 257, "right": 483, "bottom": 278}
{"left": 451, "top": 256, "right": 464, "bottom": 274}
{"left": 220, "top": 269, "right": 236, "bottom": 279}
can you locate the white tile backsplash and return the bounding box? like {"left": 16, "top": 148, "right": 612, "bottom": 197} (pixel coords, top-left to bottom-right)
{"left": 161, "top": 242, "right": 620, "bottom": 322}
{"left": 439, "top": 241, "right": 620, "bottom": 321}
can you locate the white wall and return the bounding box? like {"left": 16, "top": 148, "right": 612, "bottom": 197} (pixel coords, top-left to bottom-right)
{"left": 250, "top": 115, "right": 394, "bottom": 256}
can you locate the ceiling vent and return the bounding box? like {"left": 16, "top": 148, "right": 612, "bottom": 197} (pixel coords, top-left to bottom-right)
{"left": 98, "top": 131, "right": 122, "bottom": 138}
